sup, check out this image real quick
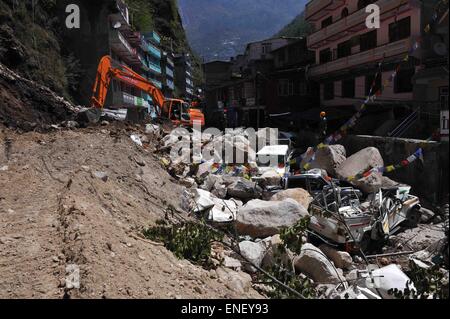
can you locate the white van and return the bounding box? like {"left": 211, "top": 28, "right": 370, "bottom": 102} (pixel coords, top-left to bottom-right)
{"left": 256, "top": 145, "right": 290, "bottom": 176}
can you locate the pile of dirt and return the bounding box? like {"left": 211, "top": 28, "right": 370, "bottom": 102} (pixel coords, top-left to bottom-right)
{"left": 0, "top": 124, "right": 262, "bottom": 299}
{"left": 0, "top": 62, "right": 78, "bottom": 131}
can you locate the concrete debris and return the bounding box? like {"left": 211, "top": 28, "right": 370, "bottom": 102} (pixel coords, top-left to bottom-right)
{"left": 0, "top": 165, "right": 8, "bottom": 171}
{"left": 293, "top": 243, "right": 347, "bottom": 285}
{"left": 130, "top": 135, "right": 143, "bottom": 147}
{"left": 270, "top": 188, "right": 312, "bottom": 210}
{"left": 236, "top": 199, "right": 309, "bottom": 238}
{"left": 92, "top": 171, "right": 108, "bottom": 182}
{"left": 420, "top": 207, "right": 436, "bottom": 224}
{"left": 181, "top": 189, "right": 240, "bottom": 223}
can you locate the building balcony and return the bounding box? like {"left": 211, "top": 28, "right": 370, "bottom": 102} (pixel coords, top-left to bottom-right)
{"left": 165, "top": 67, "right": 174, "bottom": 78}
{"left": 110, "top": 0, "right": 130, "bottom": 30}
{"left": 166, "top": 79, "right": 175, "bottom": 90}
{"left": 307, "top": 0, "right": 414, "bottom": 49}
{"left": 110, "top": 30, "right": 140, "bottom": 66}
{"left": 186, "top": 88, "right": 194, "bottom": 95}
{"left": 146, "top": 31, "right": 161, "bottom": 45}
{"left": 309, "top": 38, "right": 410, "bottom": 78}
{"left": 141, "top": 39, "right": 161, "bottom": 59}
{"left": 305, "top": 0, "right": 345, "bottom": 22}
{"left": 149, "top": 62, "right": 162, "bottom": 75}
{"left": 186, "top": 70, "right": 192, "bottom": 78}
{"left": 112, "top": 91, "right": 149, "bottom": 109}
{"left": 166, "top": 57, "right": 175, "bottom": 68}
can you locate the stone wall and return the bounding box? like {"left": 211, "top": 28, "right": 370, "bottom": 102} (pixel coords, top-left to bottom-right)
{"left": 342, "top": 135, "right": 449, "bottom": 204}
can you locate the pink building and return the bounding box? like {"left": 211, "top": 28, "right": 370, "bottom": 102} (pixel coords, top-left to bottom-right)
{"left": 305, "top": 0, "right": 441, "bottom": 136}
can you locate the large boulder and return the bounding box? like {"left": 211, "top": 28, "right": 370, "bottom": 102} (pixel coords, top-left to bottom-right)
{"left": 227, "top": 178, "right": 261, "bottom": 200}
{"left": 270, "top": 188, "right": 312, "bottom": 209}
{"left": 336, "top": 147, "right": 384, "bottom": 180}
{"left": 259, "top": 170, "right": 282, "bottom": 187}
{"left": 261, "top": 235, "right": 294, "bottom": 270}
{"left": 238, "top": 241, "right": 267, "bottom": 273}
{"left": 236, "top": 199, "right": 309, "bottom": 238}
{"left": 301, "top": 145, "right": 346, "bottom": 177}
{"left": 353, "top": 174, "right": 402, "bottom": 194}
{"left": 293, "top": 243, "right": 346, "bottom": 284}
{"left": 319, "top": 245, "right": 354, "bottom": 270}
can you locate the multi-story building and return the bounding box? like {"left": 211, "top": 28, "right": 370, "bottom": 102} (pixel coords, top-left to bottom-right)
{"left": 161, "top": 51, "right": 176, "bottom": 97}
{"left": 413, "top": 1, "right": 448, "bottom": 140}
{"left": 108, "top": 2, "right": 163, "bottom": 114}
{"left": 267, "top": 38, "right": 319, "bottom": 119}
{"left": 304, "top": 0, "right": 441, "bottom": 136}
{"left": 174, "top": 53, "right": 195, "bottom": 99}
{"left": 58, "top": 0, "right": 172, "bottom": 116}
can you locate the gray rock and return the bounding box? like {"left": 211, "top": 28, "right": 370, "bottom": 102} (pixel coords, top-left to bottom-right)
{"left": 236, "top": 199, "right": 309, "bottom": 238}
{"left": 270, "top": 188, "right": 312, "bottom": 210}
{"left": 227, "top": 178, "right": 261, "bottom": 200}
{"left": 302, "top": 145, "right": 346, "bottom": 177}
{"left": 239, "top": 241, "right": 267, "bottom": 273}
{"left": 336, "top": 147, "right": 384, "bottom": 180}
{"left": 294, "top": 243, "right": 346, "bottom": 284}
{"left": 420, "top": 207, "right": 435, "bottom": 224}
{"left": 319, "top": 245, "right": 354, "bottom": 270}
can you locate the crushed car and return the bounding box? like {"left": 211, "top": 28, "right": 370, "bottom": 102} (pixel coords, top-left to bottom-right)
{"left": 308, "top": 185, "right": 422, "bottom": 252}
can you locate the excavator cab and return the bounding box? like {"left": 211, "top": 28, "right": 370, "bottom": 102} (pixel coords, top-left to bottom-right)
{"left": 161, "top": 99, "right": 204, "bottom": 127}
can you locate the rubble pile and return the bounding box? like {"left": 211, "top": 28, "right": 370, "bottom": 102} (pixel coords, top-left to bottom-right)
{"left": 0, "top": 62, "right": 81, "bottom": 131}
{"left": 150, "top": 124, "right": 449, "bottom": 299}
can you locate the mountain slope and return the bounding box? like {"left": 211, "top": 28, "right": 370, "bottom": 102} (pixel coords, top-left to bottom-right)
{"left": 179, "top": 0, "right": 308, "bottom": 61}
{"left": 276, "top": 12, "right": 313, "bottom": 38}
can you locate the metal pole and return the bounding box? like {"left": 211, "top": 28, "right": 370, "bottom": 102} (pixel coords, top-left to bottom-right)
{"left": 256, "top": 73, "right": 260, "bottom": 129}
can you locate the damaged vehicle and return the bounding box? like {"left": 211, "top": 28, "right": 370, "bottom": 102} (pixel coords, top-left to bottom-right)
{"left": 308, "top": 185, "right": 422, "bottom": 252}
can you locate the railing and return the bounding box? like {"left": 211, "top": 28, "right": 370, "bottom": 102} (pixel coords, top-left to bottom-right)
{"left": 309, "top": 38, "right": 410, "bottom": 77}
{"left": 307, "top": 0, "right": 411, "bottom": 47}
{"left": 147, "top": 31, "right": 161, "bottom": 44}
{"left": 166, "top": 79, "right": 175, "bottom": 90}
{"left": 148, "top": 62, "right": 162, "bottom": 74}
{"left": 388, "top": 108, "right": 420, "bottom": 138}
{"left": 165, "top": 67, "right": 174, "bottom": 78}
{"left": 146, "top": 41, "right": 161, "bottom": 58}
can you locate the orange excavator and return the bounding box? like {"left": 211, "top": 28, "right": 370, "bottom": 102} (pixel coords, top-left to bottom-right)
{"left": 91, "top": 55, "right": 205, "bottom": 127}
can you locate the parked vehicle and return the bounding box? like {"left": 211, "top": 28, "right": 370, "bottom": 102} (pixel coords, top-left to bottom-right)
{"left": 256, "top": 145, "right": 290, "bottom": 176}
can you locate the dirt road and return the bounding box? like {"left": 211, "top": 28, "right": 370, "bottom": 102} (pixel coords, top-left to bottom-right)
{"left": 0, "top": 124, "right": 261, "bottom": 299}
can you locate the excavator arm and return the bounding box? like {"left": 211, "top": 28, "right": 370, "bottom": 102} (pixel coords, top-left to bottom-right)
{"left": 91, "top": 55, "right": 165, "bottom": 113}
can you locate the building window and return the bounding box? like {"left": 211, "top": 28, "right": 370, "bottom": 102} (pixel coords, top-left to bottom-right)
{"left": 358, "top": 0, "right": 375, "bottom": 10}
{"left": 262, "top": 43, "right": 272, "bottom": 54}
{"left": 321, "top": 16, "right": 333, "bottom": 29}
{"left": 365, "top": 73, "right": 382, "bottom": 96}
{"left": 440, "top": 87, "right": 449, "bottom": 110}
{"left": 337, "top": 40, "right": 352, "bottom": 58}
{"left": 389, "top": 17, "right": 411, "bottom": 43}
{"left": 324, "top": 82, "right": 334, "bottom": 100}
{"left": 319, "top": 48, "right": 332, "bottom": 63}
{"left": 299, "top": 81, "right": 307, "bottom": 96}
{"left": 342, "top": 78, "right": 355, "bottom": 98}
{"left": 360, "top": 30, "right": 377, "bottom": 52}
{"left": 395, "top": 68, "right": 415, "bottom": 93}
{"left": 278, "top": 79, "right": 294, "bottom": 96}
{"left": 341, "top": 8, "right": 349, "bottom": 18}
